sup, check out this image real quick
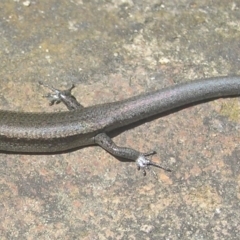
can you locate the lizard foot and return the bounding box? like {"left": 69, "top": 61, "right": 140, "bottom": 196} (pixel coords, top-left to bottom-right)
{"left": 136, "top": 151, "right": 171, "bottom": 176}
{"left": 39, "top": 81, "right": 75, "bottom": 106}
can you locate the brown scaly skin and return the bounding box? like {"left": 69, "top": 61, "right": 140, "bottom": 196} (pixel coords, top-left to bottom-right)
{"left": 0, "top": 76, "right": 239, "bottom": 173}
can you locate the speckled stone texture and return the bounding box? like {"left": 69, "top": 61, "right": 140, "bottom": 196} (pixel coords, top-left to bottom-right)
{"left": 0, "top": 0, "right": 239, "bottom": 239}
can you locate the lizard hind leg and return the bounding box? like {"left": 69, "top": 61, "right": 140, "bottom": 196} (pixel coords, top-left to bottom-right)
{"left": 95, "top": 132, "right": 171, "bottom": 175}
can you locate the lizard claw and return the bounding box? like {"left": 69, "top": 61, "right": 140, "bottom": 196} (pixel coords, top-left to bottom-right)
{"left": 39, "top": 81, "right": 81, "bottom": 110}
{"left": 39, "top": 81, "right": 75, "bottom": 106}
{"left": 136, "top": 152, "right": 171, "bottom": 176}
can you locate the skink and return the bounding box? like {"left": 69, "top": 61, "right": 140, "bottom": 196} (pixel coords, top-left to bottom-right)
{"left": 0, "top": 76, "right": 239, "bottom": 172}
